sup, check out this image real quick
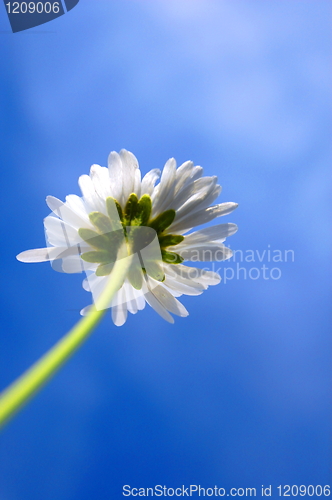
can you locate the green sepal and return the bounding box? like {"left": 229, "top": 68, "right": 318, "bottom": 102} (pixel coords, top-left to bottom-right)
{"left": 78, "top": 228, "right": 110, "bottom": 251}
{"left": 89, "top": 211, "right": 113, "bottom": 235}
{"left": 158, "top": 234, "right": 184, "bottom": 248}
{"left": 106, "top": 229, "right": 127, "bottom": 253}
{"left": 161, "top": 250, "right": 184, "bottom": 264}
{"left": 134, "top": 194, "right": 152, "bottom": 226}
{"left": 106, "top": 197, "right": 123, "bottom": 224}
{"left": 124, "top": 193, "right": 139, "bottom": 225}
{"left": 81, "top": 250, "right": 112, "bottom": 264}
{"left": 144, "top": 260, "right": 165, "bottom": 282}
{"left": 127, "top": 226, "right": 157, "bottom": 255}
{"left": 128, "top": 263, "right": 143, "bottom": 289}
{"left": 148, "top": 209, "right": 176, "bottom": 234}
{"left": 95, "top": 262, "right": 114, "bottom": 276}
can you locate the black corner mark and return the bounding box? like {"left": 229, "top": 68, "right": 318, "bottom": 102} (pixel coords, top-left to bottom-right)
{"left": 3, "top": 0, "right": 80, "bottom": 33}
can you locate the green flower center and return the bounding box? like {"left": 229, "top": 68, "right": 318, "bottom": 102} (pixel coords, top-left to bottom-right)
{"left": 78, "top": 194, "right": 184, "bottom": 287}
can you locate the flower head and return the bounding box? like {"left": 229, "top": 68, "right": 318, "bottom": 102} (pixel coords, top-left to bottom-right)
{"left": 17, "top": 150, "right": 238, "bottom": 326}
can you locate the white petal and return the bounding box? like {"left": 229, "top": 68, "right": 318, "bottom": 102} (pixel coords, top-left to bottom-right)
{"left": 16, "top": 247, "right": 54, "bottom": 263}
{"left": 123, "top": 281, "right": 146, "bottom": 314}
{"left": 82, "top": 272, "right": 102, "bottom": 292}
{"left": 178, "top": 223, "right": 238, "bottom": 246}
{"left": 78, "top": 174, "right": 104, "bottom": 213}
{"left": 151, "top": 158, "right": 177, "bottom": 216}
{"left": 174, "top": 162, "right": 203, "bottom": 196}
{"left": 160, "top": 283, "right": 183, "bottom": 297}
{"left": 163, "top": 276, "right": 204, "bottom": 296}
{"left": 170, "top": 264, "right": 221, "bottom": 286}
{"left": 171, "top": 176, "right": 216, "bottom": 213}
{"left": 90, "top": 164, "right": 112, "bottom": 201}
{"left": 144, "top": 280, "right": 174, "bottom": 323}
{"left": 150, "top": 284, "right": 189, "bottom": 317}
{"left": 172, "top": 177, "right": 218, "bottom": 217}
{"left": 124, "top": 282, "right": 138, "bottom": 314}
{"left": 133, "top": 168, "right": 142, "bottom": 198}
{"left": 57, "top": 204, "right": 89, "bottom": 229}
{"left": 132, "top": 285, "right": 146, "bottom": 311}
{"left": 44, "top": 215, "right": 82, "bottom": 247}
{"left": 61, "top": 255, "right": 86, "bottom": 274}
{"left": 111, "top": 286, "right": 128, "bottom": 326}
{"left": 120, "top": 149, "right": 139, "bottom": 171}
{"left": 196, "top": 184, "right": 222, "bottom": 213}
{"left": 168, "top": 202, "right": 238, "bottom": 233}
{"left": 46, "top": 195, "right": 63, "bottom": 212}
{"left": 175, "top": 179, "right": 220, "bottom": 220}
{"left": 46, "top": 195, "right": 90, "bottom": 229}
{"left": 119, "top": 149, "right": 139, "bottom": 203}
{"left": 141, "top": 169, "right": 161, "bottom": 196}
{"left": 16, "top": 246, "right": 81, "bottom": 263}
{"left": 107, "top": 151, "right": 123, "bottom": 204}
{"left": 174, "top": 161, "right": 195, "bottom": 195}
{"left": 136, "top": 296, "right": 146, "bottom": 311}
{"left": 84, "top": 274, "right": 110, "bottom": 308}
{"left": 210, "top": 202, "right": 238, "bottom": 217}
{"left": 65, "top": 195, "right": 91, "bottom": 224}
{"left": 80, "top": 305, "right": 94, "bottom": 316}
{"left": 189, "top": 166, "right": 204, "bottom": 182}
{"left": 164, "top": 268, "right": 207, "bottom": 291}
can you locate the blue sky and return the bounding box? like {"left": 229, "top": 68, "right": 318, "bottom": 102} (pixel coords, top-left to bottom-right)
{"left": 0, "top": 2, "right": 331, "bottom": 499}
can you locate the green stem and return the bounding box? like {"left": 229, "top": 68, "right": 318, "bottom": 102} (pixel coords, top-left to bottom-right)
{"left": 0, "top": 253, "right": 132, "bottom": 430}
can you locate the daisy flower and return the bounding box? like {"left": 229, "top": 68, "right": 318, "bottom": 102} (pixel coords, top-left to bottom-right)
{"left": 17, "top": 150, "right": 238, "bottom": 326}
{"left": 1, "top": 149, "right": 239, "bottom": 429}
